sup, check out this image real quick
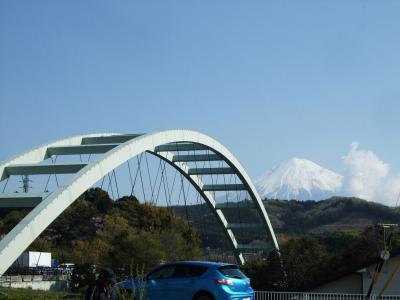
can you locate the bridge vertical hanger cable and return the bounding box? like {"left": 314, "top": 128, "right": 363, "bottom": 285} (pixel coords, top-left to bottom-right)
{"left": 43, "top": 155, "right": 58, "bottom": 192}
{"left": 165, "top": 160, "right": 174, "bottom": 207}
{"left": 158, "top": 161, "right": 166, "bottom": 206}
{"left": 144, "top": 152, "right": 155, "bottom": 203}
{"left": 163, "top": 160, "right": 174, "bottom": 207}
{"left": 126, "top": 160, "right": 134, "bottom": 196}
{"left": 153, "top": 158, "right": 165, "bottom": 206}
{"left": 158, "top": 160, "right": 167, "bottom": 206}
{"left": 150, "top": 159, "right": 163, "bottom": 204}
{"left": 179, "top": 171, "right": 190, "bottom": 225}
{"left": 168, "top": 168, "right": 178, "bottom": 203}
{"left": 44, "top": 171, "right": 52, "bottom": 192}
{"left": 136, "top": 154, "right": 147, "bottom": 202}
{"left": 110, "top": 173, "right": 116, "bottom": 199}
{"left": 185, "top": 178, "right": 191, "bottom": 222}
{"left": 184, "top": 172, "right": 191, "bottom": 205}
{"left": 154, "top": 161, "right": 164, "bottom": 206}
{"left": 130, "top": 157, "right": 141, "bottom": 197}
{"left": 177, "top": 173, "right": 183, "bottom": 207}
{"left": 106, "top": 173, "right": 115, "bottom": 199}
{"left": 161, "top": 161, "right": 171, "bottom": 208}
{"left": 52, "top": 156, "right": 60, "bottom": 188}
{"left": 112, "top": 170, "right": 120, "bottom": 199}
{"left": 163, "top": 142, "right": 180, "bottom": 208}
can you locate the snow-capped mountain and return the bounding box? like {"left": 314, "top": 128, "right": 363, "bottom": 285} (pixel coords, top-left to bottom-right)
{"left": 255, "top": 157, "right": 343, "bottom": 200}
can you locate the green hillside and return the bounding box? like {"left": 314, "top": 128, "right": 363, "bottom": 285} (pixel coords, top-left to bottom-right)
{"left": 265, "top": 197, "right": 400, "bottom": 234}
{"left": 172, "top": 197, "right": 400, "bottom": 248}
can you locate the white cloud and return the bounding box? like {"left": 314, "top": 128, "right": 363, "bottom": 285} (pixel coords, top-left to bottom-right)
{"left": 341, "top": 142, "right": 400, "bottom": 206}
{"left": 378, "top": 175, "right": 400, "bottom": 206}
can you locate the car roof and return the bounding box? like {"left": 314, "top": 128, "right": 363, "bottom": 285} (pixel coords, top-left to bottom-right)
{"left": 168, "top": 261, "right": 238, "bottom": 268}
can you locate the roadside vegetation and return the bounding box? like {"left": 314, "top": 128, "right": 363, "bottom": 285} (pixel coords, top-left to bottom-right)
{"left": 0, "top": 287, "right": 79, "bottom": 299}
{"left": 1, "top": 189, "right": 399, "bottom": 292}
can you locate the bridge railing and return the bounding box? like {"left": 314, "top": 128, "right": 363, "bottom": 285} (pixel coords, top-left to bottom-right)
{"left": 255, "top": 292, "right": 400, "bottom": 300}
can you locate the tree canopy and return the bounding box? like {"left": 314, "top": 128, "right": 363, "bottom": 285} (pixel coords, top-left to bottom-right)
{"left": 0, "top": 188, "right": 201, "bottom": 276}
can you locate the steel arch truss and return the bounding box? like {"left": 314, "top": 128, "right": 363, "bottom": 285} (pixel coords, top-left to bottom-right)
{"left": 0, "top": 130, "right": 278, "bottom": 275}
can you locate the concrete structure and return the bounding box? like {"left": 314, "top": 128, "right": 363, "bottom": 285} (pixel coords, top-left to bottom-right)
{"left": 0, "top": 275, "right": 68, "bottom": 291}
{"left": 0, "top": 130, "right": 279, "bottom": 276}
{"left": 311, "top": 254, "right": 400, "bottom": 295}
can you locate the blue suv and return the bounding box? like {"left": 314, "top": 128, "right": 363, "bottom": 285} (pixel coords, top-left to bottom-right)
{"left": 118, "top": 261, "right": 254, "bottom": 300}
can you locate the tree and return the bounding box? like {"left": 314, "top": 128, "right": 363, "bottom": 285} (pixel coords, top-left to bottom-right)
{"left": 70, "top": 263, "right": 96, "bottom": 293}
{"left": 243, "top": 249, "right": 286, "bottom": 291}
{"left": 282, "top": 236, "right": 331, "bottom": 291}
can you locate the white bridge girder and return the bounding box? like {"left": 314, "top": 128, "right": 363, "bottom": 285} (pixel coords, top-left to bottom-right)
{"left": 0, "top": 130, "right": 279, "bottom": 276}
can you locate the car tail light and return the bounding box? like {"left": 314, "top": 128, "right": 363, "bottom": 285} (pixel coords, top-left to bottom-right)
{"left": 213, "top": 278, "right": 234, "bottom": 286}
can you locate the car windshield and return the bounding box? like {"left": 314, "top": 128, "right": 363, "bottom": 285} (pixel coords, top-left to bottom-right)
{"left": 217, "top": 265, "right": 246, "bottom": 279}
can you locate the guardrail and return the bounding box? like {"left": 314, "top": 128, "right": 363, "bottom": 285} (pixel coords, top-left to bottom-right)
{"left": 0, "top": 274, "right": 69, "bottom": 284}
{"left": 4, "top": 267, "right": 72, "bottom": 276}
{"left": 255, "top": 292, "right": 400, "bottom": 300}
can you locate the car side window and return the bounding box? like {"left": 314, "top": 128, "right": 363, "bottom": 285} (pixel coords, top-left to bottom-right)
{"left": 172, "top": 265, "right": 188, "bottom": 278}
{"left": 187, "top": 265, "right": 208, "bottom": 277}
{"left": 147, "top": 265, "right": 176, "bottom": 280}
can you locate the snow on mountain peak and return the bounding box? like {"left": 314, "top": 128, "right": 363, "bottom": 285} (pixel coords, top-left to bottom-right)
{"left": 255, "top": 157, "right": 343, "bottom": 200}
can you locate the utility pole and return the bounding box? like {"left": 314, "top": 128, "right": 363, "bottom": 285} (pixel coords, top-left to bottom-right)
{"left": 365, "top": 223, "right": 398, "bottom": 299}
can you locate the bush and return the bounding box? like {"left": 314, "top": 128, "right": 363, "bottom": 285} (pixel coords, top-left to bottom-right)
{"left": 69, "top": 264, "right": 96, "bottom": 293}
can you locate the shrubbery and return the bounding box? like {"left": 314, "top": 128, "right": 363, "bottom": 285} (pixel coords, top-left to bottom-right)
{"left": 0, "top": 188, "right": 201, "bottom": 277}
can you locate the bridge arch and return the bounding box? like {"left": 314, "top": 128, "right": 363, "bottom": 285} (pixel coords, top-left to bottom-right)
{"left": 0, "top": 130, "right": 278, "bottom": 275}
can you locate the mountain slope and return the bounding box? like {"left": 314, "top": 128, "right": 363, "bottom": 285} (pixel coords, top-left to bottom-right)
{"left": 264, "top": 197, "right": 400, "bottom": 234}
{"left": 255, "top": 157, "right": 343, "bottom": 200}
{"left": 172, "top": 197, "right": 400, "bottom": 249}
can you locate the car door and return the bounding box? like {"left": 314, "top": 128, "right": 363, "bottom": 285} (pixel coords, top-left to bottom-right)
{"left": 145, "top": 265, "right": 176, "bottom": 300}
{"left": 167, "top": 265, "right": 193, "bottom": 300}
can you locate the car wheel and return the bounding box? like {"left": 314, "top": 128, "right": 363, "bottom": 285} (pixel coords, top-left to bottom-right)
{"left": 194, "top": 293, "right": 214, "bottom": 300}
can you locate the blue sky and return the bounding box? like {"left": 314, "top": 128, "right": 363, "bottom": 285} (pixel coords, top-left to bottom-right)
{"left": 1, "top": 1, "right": 400, "bottom": 179}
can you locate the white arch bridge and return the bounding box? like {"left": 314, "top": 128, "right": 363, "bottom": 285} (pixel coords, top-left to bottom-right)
{"left": 0, "top": 130, "right": 278, "bottom": 275}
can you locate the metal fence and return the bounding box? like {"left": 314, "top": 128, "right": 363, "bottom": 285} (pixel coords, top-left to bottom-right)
{"left": 255, "top": 292, "right": 400, "bottom": 300}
